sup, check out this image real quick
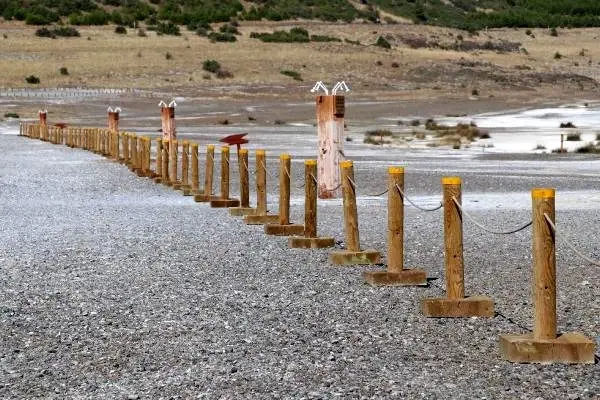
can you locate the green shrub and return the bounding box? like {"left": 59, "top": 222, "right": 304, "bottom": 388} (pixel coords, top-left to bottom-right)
{"left": 219, "top": 24, "right": 240, "bottom": 35}
{"left": 203, "top": 59, "right": 221, "bottom": 73}
{"left": 25, "top": 75, "right": 40, "bottom": 84}
{"left": 310, "top": 34, "right": 341, "bottom": 42}
{"left": 156, "top": 22, "right": 180, "bottom": 36}
{"left": 208, "top": 32, "right": 236, "bottom": 42}
{"left": 53, "top": 26, "right": 80, "bottom": 37}
{"left": 4, "top": 112, "right": 19, "bottom": 118}
{"left": 550, "top": 27, "right": 558, "bottom": 37}
{"left": 115, "top": 25, "right": 127, "bottom": 34}
{"left": 554, "top": 51, "right": 562, "bottom": 59}
{"left": 35, "top": 27, "right": 55, "bottom": 38}
{"left": 280, "top": 70, "right": 303, "bottom": 81}
{"left": 566, "top": 133, "right": 581, "bottom": 141}
{"left": 375, "top": 36, "right": 391, "bottom": 49}
{"left": 250, "top": 28, "right": 309, "bottom": 43}
{"left": 59, "top": 67, "right": 69, "bottom": 75}
{"left": 165, "top": 52, "right": 173, "bottom": 60}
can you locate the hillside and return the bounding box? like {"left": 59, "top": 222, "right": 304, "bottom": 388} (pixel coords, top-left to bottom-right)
{"left": 2, "top": 0, "right": 600, "bottom": 30}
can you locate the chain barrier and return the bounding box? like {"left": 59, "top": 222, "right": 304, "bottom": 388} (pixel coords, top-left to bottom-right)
{"left": 544, "top": 213, "right": 600, "bottom": 267}
{"left": 396, "top": 184, "right": 443, "bottom": 212}
{"left": 453, "top": 197, "right": 532, "bottom": 235}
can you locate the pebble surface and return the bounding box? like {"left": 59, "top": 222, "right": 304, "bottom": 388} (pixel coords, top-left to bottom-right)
{"left": 0, "top": 135, "right": 598, "bottom": 399}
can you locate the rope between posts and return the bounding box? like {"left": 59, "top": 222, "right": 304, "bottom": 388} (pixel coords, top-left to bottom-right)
{"left": 452, "top": 197, "right": 532, "bottom": 235}
{"left": 544, "top": 213, "right": 600, "bottom": 267}
{"left": 396, "top": 184, "right": 443, "bottom": 212}
{"left": 347, "top": 176, "right": 388, "bottom": 197}
{"left": 261, "top": 161, "right": 279, "bottom": 180}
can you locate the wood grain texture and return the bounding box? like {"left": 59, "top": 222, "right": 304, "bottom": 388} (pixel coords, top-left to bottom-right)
{"left": 204, "top": 145, "right": 214, "bottom": 196}
{"left": 317, "top": 95, "right": 344, "bottom": 199}
{"left": 155, "top": 138, "right": 163, "bottom": 178}
{"left": 443, "top": 177, "right": 464, "bottom": 300}
{"left": 304, "top": 160, "right": 317, "bottom": 238}
{"left": 278, "top": 154, "right": 291, "bottom": 225}
{"left": 169, "top": 139, "right": 178, "bottom": 184}
{"left": 388, "top": 167, "right": 405, "bottom": 273}
{"left": 256, "top": 150, "right": 267, "bottom": 215}
{"left": 220, "top": 147, "right": 230, "bottom": 199}
{"left": 238, "top": 149, "right": 250, "bottom": 207}
{"left": 532, "top": 188, "right": 557, "bottom": 340}
{"left": 190, "top": 143, "right": 199, "bottom": 191}
{"left": 181, "top": 141, "right": 189, "bottom": 186}
{"left": 341, "top": 161, "right": 360, "bottom": 252}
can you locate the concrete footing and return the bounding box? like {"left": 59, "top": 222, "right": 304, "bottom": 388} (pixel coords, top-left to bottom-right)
{"left": 421, "top": 295, "right": 494, "bottom": 318}
{"left": 329, "top": 249, "right": 381, "bottom": 265}
{"left": 499, "top": 333, "right": 595, "bottom": 364}
{"left": 265, "top": 223, "right": 304, "bottom": 236}
{"left": 363, "top": 269, "right": 428, "bottom": 286}
{"left": 229, "top": 207, "right": 256, "bottom": 217}
{"left": 210, "top": 198, "right": 240, "bottom": 208}
{"left": 194, "top": 194, "right": 219, "bottom": 203}
{"left": 289, "top": 236, "right": 335, "bottom": 249}
{"left": 244, "top": 214, "right": 280, "bottom": 225}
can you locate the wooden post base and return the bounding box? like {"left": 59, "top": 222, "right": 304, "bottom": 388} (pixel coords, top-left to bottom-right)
{"left": 172, "top": 182, "right": 184, "bottom": 190}
{"left": 153, "top": 177, "right": 164, "bottom": 184}
{"left": 194, "top": 193, "right": 219, "bottom": 203}
{"left": 363, "top": 269, "right": 428, "bottom": 286}
{"left": 499, "top": 333, "right": 595, "bottom": 364}
{"left": 265, "top": 223, "right": 305, "bottom": 236}
{"left": 210, "top": 198, "right": 240, "bottom": 208}
{"left": 244, "top": 214, "right": 280, "bottom": 225}
{"left": 329, "top": 249, "right": 381, "bottom": 265}
{"left": 421, "top": 295, "right": 494, "bottom": 318}
{"left": 229, "top": 207, "right": 256, "bottom": 217}
{"left": 136, "top": 170, "right": 149, "bottom": 178}
{"left": 289, "top": 236, "right": 335, "bottom": 249}
{"left": 162, "top": 180, "right": 173, "bottom": 187}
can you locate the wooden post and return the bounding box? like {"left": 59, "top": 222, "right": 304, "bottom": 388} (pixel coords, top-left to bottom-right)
{"left": 364, "top": 167, "right": 427, "bottom": 285}
{"left": 244, "top": 150, "right": 280, "bottom": 224}
{"left": 179, "top": 141, "right": 190, "bottom": 191}
{"left": 185, "top": 143, "right": 199, "bottom": 196}
{"left": 289, "top": 160, "right": 335, "bottom": 248}
{"left": 316, "top": 95, "right": 344, "bottom": 199}
{"left": 329, "top": 160, "right": 380, "bottom": 264}
{"left": 194, "top": 145, "right": 215, "bottom": 202}
{"left": 108, "top": 110, "right": 119, "bottom": 133}
{"left": 422, "top": 177, "right": 494, "bottom": 317}
{"left": 229, "top": 149, "right": 256, "bottom": 216}
{"left": 560, "top": 134, "right": 565, "bottom": 153}
{"left": 500, "top": 188, "right": 595, "bottom": 363}
{"left": 265, "top": 154, "right": 305, "bottom": 236}
{"left": 168, "top": 139, "right": 178, "bottom": 187}
{"left": 153, "top": 138, "right": 163, "bottom": 182}
{"left": 123, "top": 133, "right": 129, "bottom": 164}
{"left": 443, "top": 177, "right": 464, "bottom": 300}
{"left": 161, "top": 139, "right": 170, "bottom": 185}
{"left": 210, "top": 146, "right": 240, "bottom": 208}
{"left": 129, "top": 134, "right": 138, "bottom": 171}
{"left": 161, "top": 105, "right": 176, "bottom": 140}
{"left": 39, "top": 111, "right": 47, "bottom": 141}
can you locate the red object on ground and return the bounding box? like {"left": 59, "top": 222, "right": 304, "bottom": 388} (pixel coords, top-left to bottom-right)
{"left": 220, "top": 133, "right": 248, "bottom": 146}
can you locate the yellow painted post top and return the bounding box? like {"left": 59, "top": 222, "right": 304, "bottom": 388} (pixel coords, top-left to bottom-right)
{"left": 190, "top": 142, "right": 198, "bottom": 148}
{"left": 305, "top": 160, "right": 317, "bottom": 166}
{"left": 532, "top": 188, "right": 555, "bottom": 199}
{"left": 239, "top": 149, "right": 248, "bottom": 155}
{"left": 340, "top": 160, "right": 353, "bottom": 168}
{"left": 388, "top": 166, "right": 405, "bottom": 174}
{"left": 222, "top": 146, "right": 229, "bottom": 152}
{"left": 207, "top": 144, "right": 215, "bottom": 150}
{"left": 256, "top": 149, "right": 265, "bottom": 156}
{"left": 280, "top": 153, "right": 291, "bottom": 160}
{"left": 182, "top": 140, "right": 189, "bottom": 145}
{"left": 442, "top": 176, "right": 461, "bottom": 185}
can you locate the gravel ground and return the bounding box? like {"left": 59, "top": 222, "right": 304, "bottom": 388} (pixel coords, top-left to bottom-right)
{"left": 0, "top": 134, "right": 598, "bottom": 399}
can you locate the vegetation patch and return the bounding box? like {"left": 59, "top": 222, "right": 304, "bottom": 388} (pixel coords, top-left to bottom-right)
{"left": 566, "top": 133, "right": 581, "bottom": 141}
{"left": 4, "top": 112, "right": 19, "bottom": 118}
{"left": 280, "top": 70, "right": 303, "bottom": 81}
{"left": 25, "top": 75, "right": 40, "bottom": 84}
{"left": 35, "top": 26, "right": 80, "bottom": 38}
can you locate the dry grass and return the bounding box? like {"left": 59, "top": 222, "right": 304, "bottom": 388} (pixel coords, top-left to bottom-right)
{"left": 0, "top": 21, "right": 599, "bottom": 93}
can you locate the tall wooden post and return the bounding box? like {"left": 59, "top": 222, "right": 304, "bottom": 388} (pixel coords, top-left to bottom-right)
{"left": 161, "top": 139, "right": 170, "bottom": 185}
{"left": 168, "top": 139, "right": 178, "bottom": 187}
{"left": 230, "top": 149, "right": 256, "bottom": 216}
{"left": 194, "top": 145, "right": 215, "bottom": 202}
{"left": 265, "top": 154, "right": 304, "bottom": 236}
{"left": 185, "top": 143, "right": 199, "bottom": 196}
{"left": 39, "top": 110, "right": 48, "bottom": 141}
{"left": 364, "top": 167, "right": 427, "bottom": 285}
{"left": 210, "top": 146, "right": 240, "bottom": 208}
{"left": 422, "top": 177, "right": 494, "bottom": 317}
{"left": 500, "top": 188, "right": 595, "bottom": 363}
{"left": 244, "top": 150, "right": 279, "bottom": 224}
{"left": 177, "top": 141, "right": 190, "bottom": 191}
{"left": 289, "top": 160, "right": 335, "bottom": 248}
{"left": 161, "top": 105, "right": 176, "bottom": 140}
{"left": 316, "top": 95, "right": 344, "bottom": 199}
{"left": 329, "top": 161, "right": 380, "bottom": 264}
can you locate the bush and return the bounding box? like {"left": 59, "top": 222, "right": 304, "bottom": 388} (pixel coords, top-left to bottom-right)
{"left": 25, "top": 75, "right": 40, "bottom": 84}
{"left": 280, "top": 70, "right": 303, "bottom": 81}
{"left": 250, "top": 28, "right": 309, "bottom": 43}
{"left": 310, "top": 34, "right": 341, "bottom": 42}
{"left": 203, "top": 59, "right": 221, "bottom": 73}
{"left": 35, "top": 26, "right": 80, "bottom": 38}
{"left": 375, "top": 36, "right": 391, "bottom": 49}
{"left": 525, "top": 29, "right": 532, "bottom": 36}
{"left": 4, "top": 112, "right": 19, "bottom": 118}
{"left": 344, "top": 38, "right": 360, "bottom": 45}
{"left": 115, "top": 25, "right": 127, "bottom": 34}
{"left": 35, "top": 27, "right": 55, "bottom": 38}
{"left": 471, "top": 88, "right": 479, "bottom": 96}
{"left": 196, "top": 27, "right": 209, "bottom": 37}
{"left": 560, "top": 122, "right": 576, "bottom": 128}
{"left": 156, "top": 22, "right": 180, "bottom": 36}
{"left": 391, "top": 62, "right": 399, "bottom": 68}
{"left": 566, "top": 133, "right": 581, "bottom": 141}
{"left": 219, "top": 24, "right": 240, "bottom": 35}
{"left": 137, "top": 29, "right": 147, "bottom": 37}
{"left": 216, "top": 69, "right": 233, "bottom": 79}
{"left": 550, "top": 27, "right": 558, "bottom": 37}
{"left": 208, "top": 32, "right": 237, "bottom": 42}
{"left": 165, "top": 52, "right": 173, "bottom": 60}
{"left": 554, "top": 51, "right": 563, "bottom": 59}
{"left": 59, "top": 67, "right": 69, "bottom": 75}
{"left": 575, "top": 144, "right": 600, "bottom": 153}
